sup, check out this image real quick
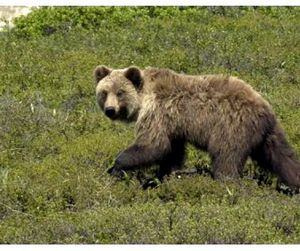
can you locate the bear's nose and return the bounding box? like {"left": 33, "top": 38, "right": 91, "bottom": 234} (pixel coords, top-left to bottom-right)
{"left": 104, "top": 106, "right": 116, "bottom": 118}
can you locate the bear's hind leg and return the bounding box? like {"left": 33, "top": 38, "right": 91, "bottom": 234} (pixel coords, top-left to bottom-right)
{"left": 211, "top": 151, "right": 248, "bottom": 180}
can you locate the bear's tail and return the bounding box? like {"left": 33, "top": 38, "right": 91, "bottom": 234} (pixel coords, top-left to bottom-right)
{"left": 252, "top": 123, "right": 300, "bottom": 191}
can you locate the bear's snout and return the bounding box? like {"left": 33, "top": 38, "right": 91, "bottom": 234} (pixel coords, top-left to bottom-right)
{"left": 104, "top": 106, "right": 116, "bottom": 119}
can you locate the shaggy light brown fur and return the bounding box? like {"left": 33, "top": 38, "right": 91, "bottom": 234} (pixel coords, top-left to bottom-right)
{"left": 95, "top": 66, "right": 300, "bottom": 191}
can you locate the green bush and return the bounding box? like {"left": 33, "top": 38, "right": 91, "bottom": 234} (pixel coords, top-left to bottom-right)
{"left": 13, "top": 7, "right": 201, "bottom": 37}
{"left": 0, "top": 6, "right": 299, "bottom": 243}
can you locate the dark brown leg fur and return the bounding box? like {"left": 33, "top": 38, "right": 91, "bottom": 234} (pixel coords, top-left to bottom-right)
{"left": 142, "top": 138, "right": 186, "bottom": 189}
{"left": 108, "top": 135, "right": 172, "bottom": 178}
{"left": 157, "top": 138, "right": 186, "bottom": 180}
{"left": 211, "top": 152, "right": 248, "bottom": 180}
{"left": 251, "top": 124, "right": 300, "bottom": 191}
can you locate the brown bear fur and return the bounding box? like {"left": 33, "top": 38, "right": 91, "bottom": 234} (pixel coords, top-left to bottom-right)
{"left": 95, "top": 65, "right": 300, "bottom": 191}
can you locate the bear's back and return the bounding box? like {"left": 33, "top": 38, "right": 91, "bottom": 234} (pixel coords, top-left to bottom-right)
{"left": 142, "top": 68, "right": 269, "bottom": 110}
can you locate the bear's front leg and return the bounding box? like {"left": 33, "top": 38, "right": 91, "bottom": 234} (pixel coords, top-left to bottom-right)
{"left": 141, "top": 138, "right": 186, "bottom": 189}
{"left": 108, "top": 141, "right": 171, "bottom": 178}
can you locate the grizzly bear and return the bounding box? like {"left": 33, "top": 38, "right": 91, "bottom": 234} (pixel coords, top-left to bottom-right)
{"left": 94, "top": 65, "right": 300, "bottom": 191}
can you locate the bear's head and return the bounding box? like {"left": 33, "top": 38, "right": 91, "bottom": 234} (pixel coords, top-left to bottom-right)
{"left": 94, "top": 65, "right": 143, "bottom": 122}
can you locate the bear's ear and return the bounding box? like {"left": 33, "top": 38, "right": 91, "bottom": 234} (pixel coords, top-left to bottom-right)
{"left": 124, "top": 66, "right": 143, "bottom": 90}
{"left": 94, "top": 65, "right": 111, "bottom": 84}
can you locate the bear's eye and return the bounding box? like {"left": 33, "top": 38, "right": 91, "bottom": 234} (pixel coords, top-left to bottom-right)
{"left": 116, "top": 89, "right": 125, "bottom": 98}
{"left": 100, "top": 90, "right": 108, "bottom": 99}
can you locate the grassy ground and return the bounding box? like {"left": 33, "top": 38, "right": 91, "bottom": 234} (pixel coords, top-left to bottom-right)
{"left": 0, "top": 7, "right": 300, "bottom": 243}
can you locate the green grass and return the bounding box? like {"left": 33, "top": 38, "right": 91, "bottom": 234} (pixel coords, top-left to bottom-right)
{"left": 0, "top": 6, "right": 300, "bottom": 243}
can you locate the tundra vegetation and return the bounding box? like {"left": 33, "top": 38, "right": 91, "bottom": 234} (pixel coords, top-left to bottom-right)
{"left": 0, "top": 7, "right": 299, "bottom": 243}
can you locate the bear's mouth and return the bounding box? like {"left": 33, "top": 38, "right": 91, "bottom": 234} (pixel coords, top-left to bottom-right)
{"left": 118, "top": 106, "right": 129, "bottom": 121}
{"left": 104, "top": 106, "right": 133, "bottom": 122}
{"left": 104, "top": 106, "right": 127, "bottom": 120}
